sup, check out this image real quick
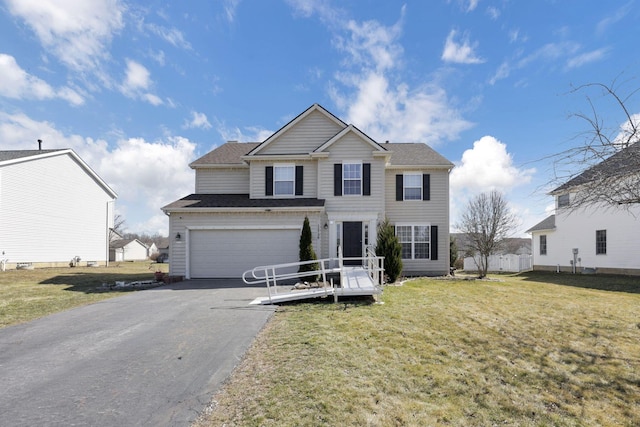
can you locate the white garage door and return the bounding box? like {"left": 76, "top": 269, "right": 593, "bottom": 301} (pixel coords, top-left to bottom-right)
{"left": 189, "top": 228, "right": 300, "bottom": 278}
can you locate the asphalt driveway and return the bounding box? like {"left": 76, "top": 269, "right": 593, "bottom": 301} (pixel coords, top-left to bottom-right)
{"left": 0, "top": 280, "right": 276, "bottom": 426}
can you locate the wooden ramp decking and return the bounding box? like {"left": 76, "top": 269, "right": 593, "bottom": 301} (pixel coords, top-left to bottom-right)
{"left": 249, "top": 267, "right": 381, "bottom": 305}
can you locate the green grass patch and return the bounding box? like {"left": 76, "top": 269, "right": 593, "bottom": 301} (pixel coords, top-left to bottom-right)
{"left": 0, "top": 261, "right": 168, "bottom": 328}
{"left": 196, "top": 272, "right": 640, "bottom": 427}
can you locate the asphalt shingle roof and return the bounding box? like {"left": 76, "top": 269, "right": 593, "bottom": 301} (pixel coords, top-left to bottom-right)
{"left": 552, "top": 142, "right": 640, "bottom": 193}
{"left": 188, "top": 141, "right": 453, "bottom": 167}
{"left": 526, "top": 215, "right": 556, "bottom": 233}
{"left": 163, "top": 194, "right": 325, "bottom": 210}
{"left": 0, "top": 149, "right": 65, "bottom": 162}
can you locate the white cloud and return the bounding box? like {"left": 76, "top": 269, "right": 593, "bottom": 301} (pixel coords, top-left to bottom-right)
{"left": 0, "top": 111, "right": 195, "bottom": 235}
{"left": 4, "top": 0, "right": 124, "bottom": 71}
{"left": 441, "top": 30, "right": 485, "bottom": 64}
{"left": 565, "top": 48, "right": 609, "bottom": 69}
{"left": 303, "top": 5, "right": 473, "bottom": 145}
{"left": 0, "top": 54, "right": 84, "bottom": 105}
{"left": 145, "top": 23, "right": 192, "bottom": 50}
{"left": 120, "top": 59, "right": 162, "bottom": 105}
{"left": 223, "top": 0, "right": 241, "bottom": 23}
{"left": 215, "top": 118, "right": 272, "bottom": 143}
{"left": 184, "top": 111, "right": 212, "bottom": 130}
{"left": 451, "top": 135, "right": 535, "bottom": 193}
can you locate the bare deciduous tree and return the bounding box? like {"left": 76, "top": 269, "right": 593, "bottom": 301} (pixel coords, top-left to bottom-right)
{"left": 456, "top": 191, "right": 518, "bottom": 278}
{"left": 109, "top": 214, "right": 126, "bottom": 243}
{"left": 547, "top": 80, "right": 640, "bottom": 209}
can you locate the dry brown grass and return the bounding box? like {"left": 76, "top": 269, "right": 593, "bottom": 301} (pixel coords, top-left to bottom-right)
{"left": 0, "top": 261, "right": 167, "bottom": 328}
{"left": 195, "top": 272, "right": 640, "bottom": 427}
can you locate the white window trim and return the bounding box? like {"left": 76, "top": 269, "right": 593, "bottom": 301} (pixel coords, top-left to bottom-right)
{"left": 342, "top": 162, "right": 362, "bottom": 196}
{"left": 403, "top": 172, "right": 422, "bottom": 201}
{"left": 273, "top": 163, "right": 295, "bottom": 197}
{"left": 396, "top": 223, "right": 431, "bottom": 260}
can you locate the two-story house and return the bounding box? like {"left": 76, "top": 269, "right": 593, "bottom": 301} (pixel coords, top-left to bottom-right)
{"left": 527, "top": 143, "right": 640, "bottom": 275}
{"left": 162, "top": 104, "right": 453, "bottom": 279}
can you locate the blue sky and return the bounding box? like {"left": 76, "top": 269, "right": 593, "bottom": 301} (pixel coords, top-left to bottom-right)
{"left": 1, "top": 0, "right": 638, "bottom": 236}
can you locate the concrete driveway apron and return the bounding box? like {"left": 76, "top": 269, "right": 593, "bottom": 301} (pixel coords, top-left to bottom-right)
{"left": 0, "top": 280, "right": 275, "bottom": 427}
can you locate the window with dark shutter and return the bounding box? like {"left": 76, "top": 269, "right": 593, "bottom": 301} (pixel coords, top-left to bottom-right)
{"left": 265, "top": 166, "right": 273, "bottom": 196}
{"left": 430, "top": 225, "right": 438, "bottom": 260}
{"left": 395, "top": 174, "right": 403, "bottom": 201}
{"left": 295, "top": 165, "right": 303, "bottom": 196}
{"left": 363, "top": 163, "right": 371, "bottom": 196}
{"left": 334, "top": 163, "right": 342, "bottom": 196}
{"left": 423, "top": 174, "right": 430, "bottom": 201}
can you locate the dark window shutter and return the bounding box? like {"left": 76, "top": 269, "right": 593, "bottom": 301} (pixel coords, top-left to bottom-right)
{"left": 430, "top": 225, "right": 438, "bottom": 260}
{"left": 265, "top": 166, "right": 273, "bottom": 196}
{"left": 395, "top": 174, "right": 403, "bottom": 201}
{"left": 363, "top": 163, "right": 371, "bottom": 196}
{"left": 295, "top": 165, "right": 303, "bottom": 196}
{"left": 334, "top": 163, "right": 342, "bottom": 196}
{"left": 423, "top": 174, "right": 430, "bottom": 201}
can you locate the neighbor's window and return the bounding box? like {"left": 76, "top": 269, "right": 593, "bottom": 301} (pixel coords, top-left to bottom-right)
{"left": 343, "top": 163, "right": 362, "bottom": 195}
{"left": 274, "top": 165, "right": 294, "bottom": 196}
{"left": 557, "top": 194, "right": 570, "bottom": 208}
{"left": 403, "top": 173, "right": 422, "bottom": 200}
{"left": 596, "top": 230, "right": 607, "bottom": 255}
{"left": 539, "top": 235, "right": 547, "bottom": 255}
{"left": 396, "top": 225, "right": 430, "bottom": 260}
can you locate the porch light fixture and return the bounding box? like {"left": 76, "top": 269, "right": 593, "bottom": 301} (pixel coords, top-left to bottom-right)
{"left": 324, "top": 223, "right": 328, "bottom": 230}
{"left": 175, "top": 232, "right": 181, "bottom": 241}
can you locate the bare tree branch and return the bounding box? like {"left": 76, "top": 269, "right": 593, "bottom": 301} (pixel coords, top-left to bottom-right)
{"left": 544, "top": 79, "right": 640, "bottom": 211}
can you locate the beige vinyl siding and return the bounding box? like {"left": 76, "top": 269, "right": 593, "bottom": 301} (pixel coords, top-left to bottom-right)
{"left": 168, "top": 211, "right": 324, "bottom": 277}
{"left": 384, "top": 168, "right": 450, "bottom": 275}
{"left": 318, "top": 133, "right": 385, "bottom": 217}
{"left": 250, "top": 160, "right": 317, "bottom": 199}
{"left": 0, "top": 154, "right": 114, "bottom": 264}
{"left": 195, "top": 167, "right": 249, "bottom": 194}
{"left": 258, "top": 110, "right": 345, "bottom": 155}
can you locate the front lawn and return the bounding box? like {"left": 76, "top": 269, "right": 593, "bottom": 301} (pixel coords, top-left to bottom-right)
{"left": 0, "top": 262, "right": 168, "bottom": 328}
{"left": 196, "top": 272, "right": 640, "bottom": 427}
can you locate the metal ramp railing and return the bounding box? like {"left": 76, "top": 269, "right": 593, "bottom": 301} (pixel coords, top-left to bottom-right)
{"left": 242, "top": 247, "right": 384, "bottom": 305}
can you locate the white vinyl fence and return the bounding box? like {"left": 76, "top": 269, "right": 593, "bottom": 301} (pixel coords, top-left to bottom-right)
{"left": 463, "top": 254, "right": 532, "bottom": 273}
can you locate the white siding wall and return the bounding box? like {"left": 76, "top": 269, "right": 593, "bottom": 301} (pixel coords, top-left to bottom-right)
{"left": 258, "top": 110, "right": 344, "bottom": 155}
{"left": 384, "top": 168, "right": 450, "bottom": 275}
{"left": 168, "top": 211, "right": 323, "bottom": 277}
{"left": 195, "top": 167, "right": 249, "bottom": 194}
{"left": 0, "top": 154, "right": 114, "bottom": 265}
{"left": 123, "top": 242, "right": 149, "bottom": 261}
{"left": 532, "top": 206, "right": 640, "bottom": 274}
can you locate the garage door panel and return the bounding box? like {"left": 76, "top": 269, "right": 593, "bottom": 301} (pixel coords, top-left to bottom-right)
{"left": 190, "top": 229, "right": 299, "bottom": 278}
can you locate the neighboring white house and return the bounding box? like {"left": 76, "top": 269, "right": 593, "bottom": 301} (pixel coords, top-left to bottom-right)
{"left": 527, "top": 144, "right": 640, "bottom": 276}
{"left": 0, "top": 149, "right": 117, "bottom": 268}
{"left": 162, "top": 103, "right": 454, "bottom": 279}
{"left": 109, "top": 238, "right": 149, "bottom": 262}
{"left": 147, "top": 242, "right": 158, "bottom": 258}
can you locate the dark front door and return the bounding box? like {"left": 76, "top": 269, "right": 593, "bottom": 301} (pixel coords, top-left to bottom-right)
{"left": 343, "top": 221, "right": 362, "bottom": 265}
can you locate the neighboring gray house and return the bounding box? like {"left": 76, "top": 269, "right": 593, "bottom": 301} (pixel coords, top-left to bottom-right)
{"left": 162, "top": 104, "right": 454, "bottom": 279}
{"left": 109, "top": 238, "right": 149, "bottom": 262}
{"left": 0, "top": 149, "right": 117, "bottom": 268}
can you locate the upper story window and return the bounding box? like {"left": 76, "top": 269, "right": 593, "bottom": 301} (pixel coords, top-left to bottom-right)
{"left": 403, "top": 173, "right": 422, "bottom": 200}
{"left": 539, "top": 235, "right": 547, "bottom": 255}
{"left": 334, "top": 163, "right": 370, "bottom": 197}
{"left": 596, "top": 230, "right": 607, "bottom": 255}
{"left": 274, "top": 165, "right": 294, "bottom": 196}
{"left": 396, "top": 173, "right": 430, "bottom": 201}
{"left": 557, "top": 194, "right": 570, "bottom": 208}
{"left": 343, "top": 163, "right": 362, "bottom": 195}
{"left": 265, "top": 165, "right": 303, "bottom": 197}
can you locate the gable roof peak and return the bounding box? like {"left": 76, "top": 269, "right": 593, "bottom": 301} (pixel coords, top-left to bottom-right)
{"left": 247, "top": 103, "right": 347, "bottom": 156}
